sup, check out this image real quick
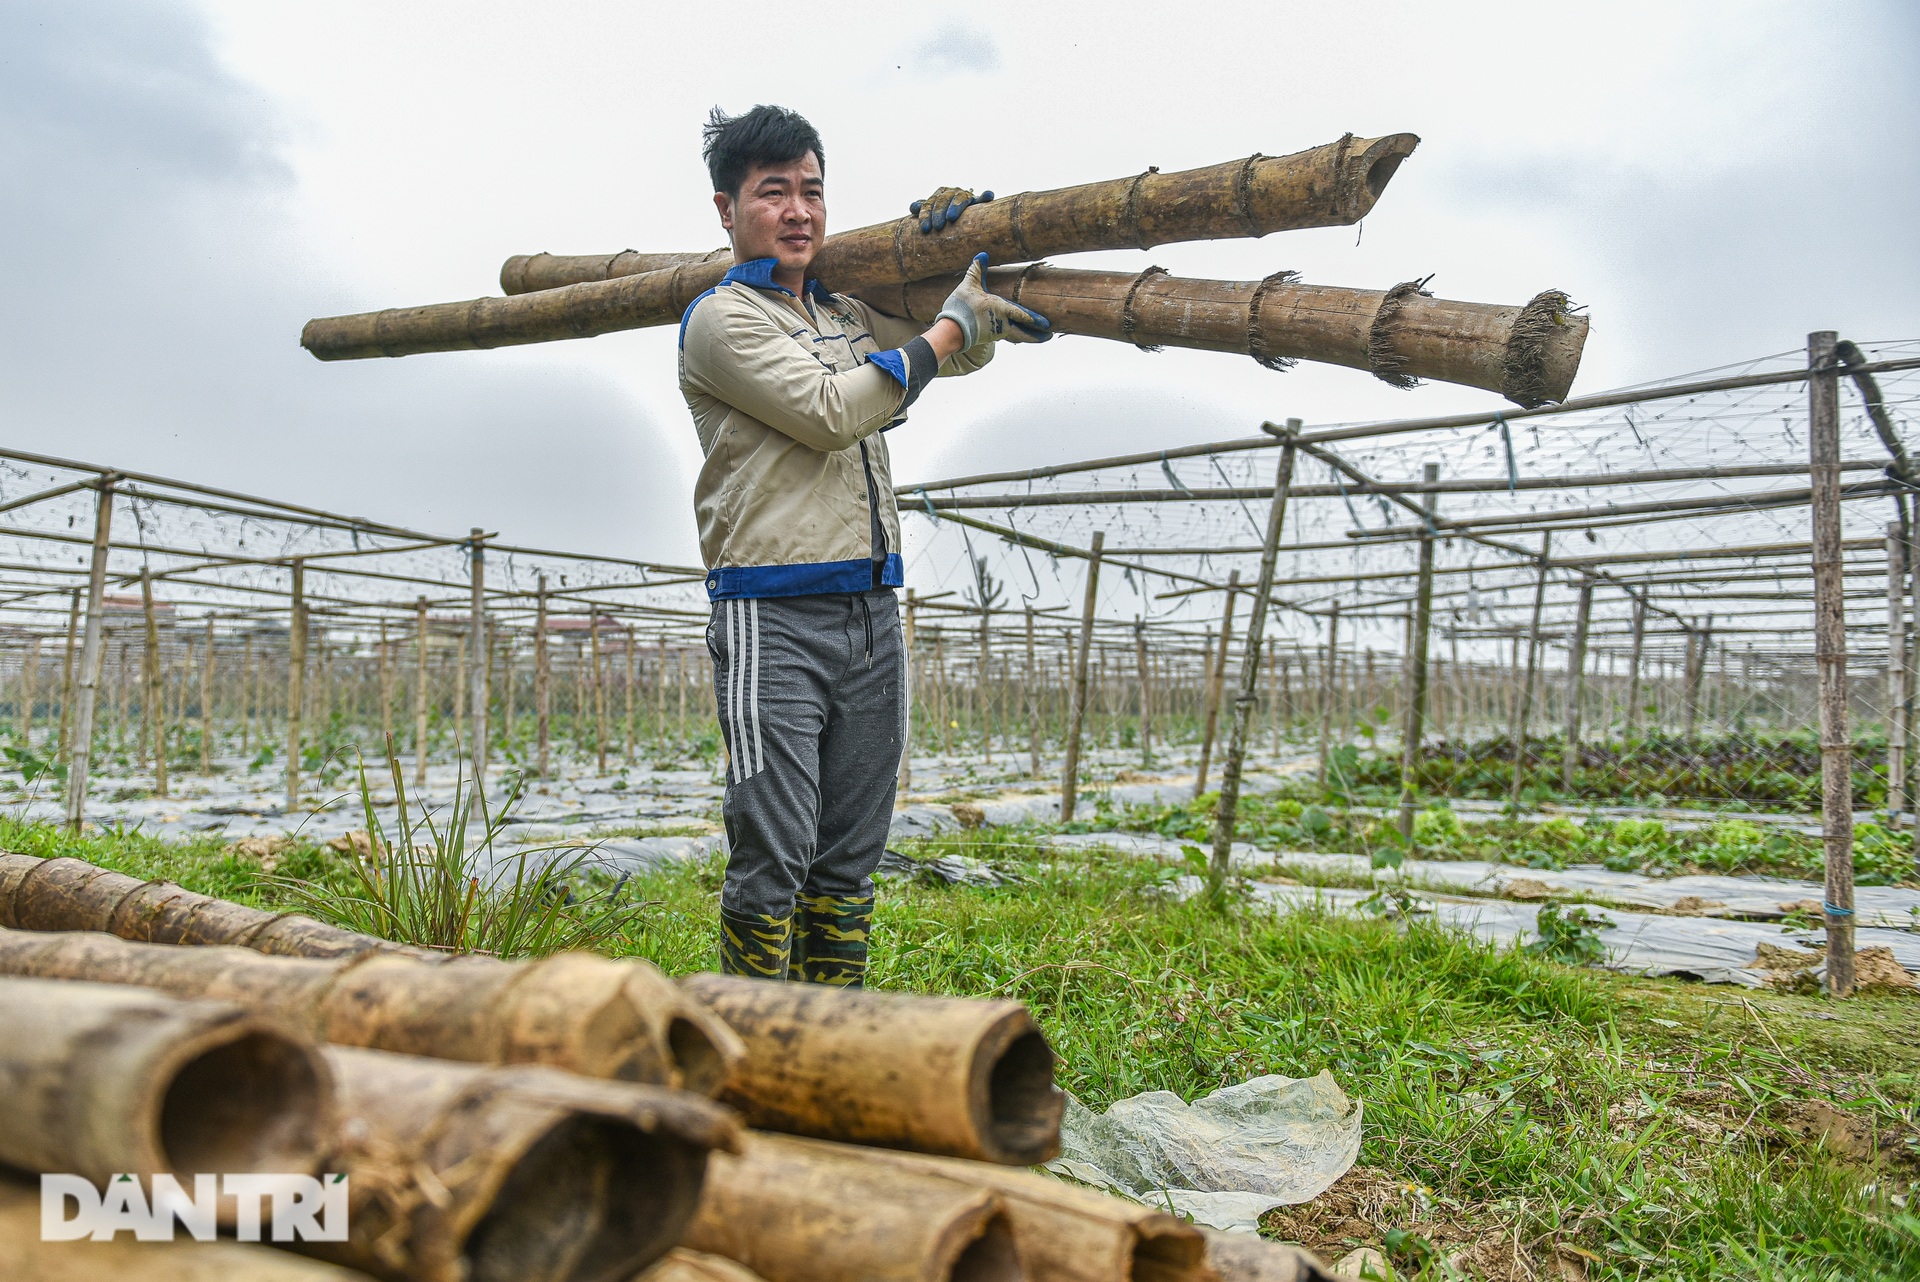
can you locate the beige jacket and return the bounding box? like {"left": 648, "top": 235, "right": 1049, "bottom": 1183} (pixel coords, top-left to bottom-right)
{"left": 679, "top": 258, "right": 992, "bottom": 599}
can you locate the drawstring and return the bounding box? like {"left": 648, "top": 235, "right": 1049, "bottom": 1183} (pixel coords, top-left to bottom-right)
{"left": 860, "top": 595, "right": 874, "bottom": 666}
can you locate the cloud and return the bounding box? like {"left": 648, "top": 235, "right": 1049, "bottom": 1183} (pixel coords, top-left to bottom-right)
{"left": 908, "top": 22, "right": 1002, "bottom": 76}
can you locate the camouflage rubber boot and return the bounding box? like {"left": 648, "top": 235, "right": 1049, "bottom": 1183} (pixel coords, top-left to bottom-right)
{"left": 792, "top": 892, "right": 873, "bottom": 986}
{"left": 719, "top": 907, "right": 792, "bottom": 980}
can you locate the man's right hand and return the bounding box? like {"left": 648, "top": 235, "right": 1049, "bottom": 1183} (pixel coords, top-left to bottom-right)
{"left": 937, "top": 254, "right": 1051, "bottom": 346}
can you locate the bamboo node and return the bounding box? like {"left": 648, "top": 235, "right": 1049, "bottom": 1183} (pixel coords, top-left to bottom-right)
{"left": 1367, "top": 275, "right": 1436, "bottom": 389}
{"left": 1120, "top": 268, "right": 1172, "bottom": 353}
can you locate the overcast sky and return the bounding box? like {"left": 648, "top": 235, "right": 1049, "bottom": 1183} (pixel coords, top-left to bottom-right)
{"left": 3, "top": 0, "right": 1916, "bottom": 568}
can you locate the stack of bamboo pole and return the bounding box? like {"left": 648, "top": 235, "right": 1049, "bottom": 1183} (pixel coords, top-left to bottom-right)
{"left": 0, "top": 852, "right": 1336, "bottom": 1282}
{"left": 300, "top": 133, "right": 1590, "bottom": 408}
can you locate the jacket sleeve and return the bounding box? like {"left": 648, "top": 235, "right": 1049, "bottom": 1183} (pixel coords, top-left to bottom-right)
{"left": 682, "top": 291, "right": 906, "bottom": 453}
{"left": 859, "top": 301, "right": 996, "bottom": 377}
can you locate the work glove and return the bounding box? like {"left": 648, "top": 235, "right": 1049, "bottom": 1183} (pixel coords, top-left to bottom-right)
{"left": 937, "top": 253, "right": 1051, "bottom": 346}
{"left": 909, "top": 186, "right": 994, "bottom": 234}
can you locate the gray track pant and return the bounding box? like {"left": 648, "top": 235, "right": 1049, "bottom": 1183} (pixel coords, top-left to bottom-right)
{"left": 706, "top": 589, "right": 905, "bottom": 920}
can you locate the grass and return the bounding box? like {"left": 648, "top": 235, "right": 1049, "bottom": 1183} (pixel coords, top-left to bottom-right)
{"left": 5, "top": 816, "right": 1916, "bottom": 1278}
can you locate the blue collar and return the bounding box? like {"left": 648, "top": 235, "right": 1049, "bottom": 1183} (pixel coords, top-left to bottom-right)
{"left": 722, "top": 257, "right": 831, "bottom": 300}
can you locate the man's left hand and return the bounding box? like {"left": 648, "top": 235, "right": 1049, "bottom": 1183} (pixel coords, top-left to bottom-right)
{"left": 909, "top": 186, "right": 994, "bottom": 234}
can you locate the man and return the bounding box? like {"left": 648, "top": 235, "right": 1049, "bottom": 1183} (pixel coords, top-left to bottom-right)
{"left": 680, "top": 104, "right": 1049, "bottom": 984}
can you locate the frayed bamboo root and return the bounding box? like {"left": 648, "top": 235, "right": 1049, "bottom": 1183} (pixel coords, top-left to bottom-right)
{"left": 0, "top": 851, "right": 427, "bottom": 960}
{"left": 0, "top": 918, "right": 742, "bottom": 1095}
{"left": 685, "top": 1132, "right": 1024, "bottom": 1282}
{"left": 846, "top": 1149, "right": 1209, "bottom": 1282}
{"left": 0, "top": 1178, "right": 377, "bottom": 1282}
{"left": 869, "top": 267, "right": 1587, "bottom": 408}
{"left": 304, "top": 135, "right": 1417, "bottom": 360}
{"left": 313, "top": 1048, "right": 737, "bottom": 1282}
{"left": 635, "top": 1249, "right": 771, "bottom": 1282}
{"left": 0, "top": 977, "right": 333, "bottom": 1202}
{"left": 503, "top": 135, "right": 1413, "bottom": 296}
{"left": 680, "top": 973, "right": 1062, "bottom": 1165}
{"left": 1200, "top": 1230, "right": 1338, "bottom": 1282}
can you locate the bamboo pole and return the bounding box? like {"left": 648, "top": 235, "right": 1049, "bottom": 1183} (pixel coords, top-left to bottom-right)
{"left": 0, "top": 909, "right": 742, "bottom": 1093}
{"left": 313, "top": 1047, "right": 734, "bottom": 1282}
{"left": 56, "top": 587, "right": 79, "bottom": 764}
{"left": 593, "top": 618, "right": 609, "bottom": 773}
{"left": 1809, "top": 330, "right": 1855, "bottom": 998}
{"left": 1317, "top": 601, "right": 1339, "bottom": 790}
{"left": 1026, "top": 606, "right": 1041, "bottom": 778}
{"left": 1562, "top": 578, "right": 1594, "bottom": 792}
{"left": 626, "top": 623, "right": 638, "bottom": 764}
{"left": 378, "top": 618, "right": 393, "bottom": 747}
{"left": 306, "top": 136, "right": 1419, "bottom": 358}
{"left": 536, "top": 576, "right": 551, "bottom": 777}
{"left": 16, "top": 635, "right": 37, "bottom": 749}
{"left": 1194, "top": 572, "right": 1241, "bottom": 795}
{"left": 1507, "top": 534, "right": 1552, "bottom": 812}
{"left": 0, "top": 976, "right": 333, "bottom": 1197}
{"left": 241, "top": 631, "right": 254, "bottom": 753}
{"left": 1889, "top": 522, "right": 1908, "bottom": 818}
{"left": 1059, "top": 532, "right": 1105, "bottom": 823}
{"left": 141, "top": 568, "right": 168, "bottom": 797}
{"left": 1396, "top": 462, "right": 1439, "bottom": 845}
{"left": 679, "top": 973, "right": 1062, "bottom": 1165}
{"left": 286, "top": 560, "right": 306, "bottom": 810}
{"left": 1211, "top": 436, "right": 1297, "bottom": 901}
{"left": 1134, "top": 619, "right": 1153, "bottom": 766}
{"left": 62, "top": 484, "right": 113, "bottom": 830}
{"left": 1624, "top": 593, "right": 1647, "bottom": 737}
{"left": 683, "top": 1132, "right": 1020, "bottom": 1282}
{"left": 413, "top": 596, "right": 430, "bottom": 787}
{"left": 978, "top": 599, "right": 992, "bottom": 765}
{"left": 199, "top": 614, "right": 214, "bottom": 772}
{"left": 453, "top": 634, "right": 467, "bottom": 755}
{"left": 469, "top": 528, "right": 488, "bottom": 773}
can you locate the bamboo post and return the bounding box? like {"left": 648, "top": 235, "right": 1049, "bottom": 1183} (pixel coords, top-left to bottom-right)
{"left": 62, "top": 483, "right": 114, "bottom": 832}
{"left": 593, "top": 616, "right": 609, "bottom": 773}
{"left": 141, "top": 568, "right": 168, "bottom": 798}
{"left": 978, "top": 599, "right": 992, "bottom": 764}
{"left": 936, "top": 633, "right": 950, "bottom": 758}
{"left": 468, "top": 528, "right": 488, "bottom": 775}
{"left": 898, "top": 589, "right": 917, "bottom": 795}
{"left": 535, "top": 576, "right": 551, "bottom": 778}
{"left": 1890, "top": 522, "right": 1909, "bottom": 819}
{"left": 412, "top": 596, "right": 429, "bottom": 786}
{"left": 1809, "top": 330, "right": 1855, "bottom": 998}
{"left": 1134, "top": 619, "right": 1153, "bottom": 766}
{"left": 16, "top": 635, "right": 37, "bottom": 749}
{"left": 677, "top": 650, "right": 688, "bottom": 739}
{"left": 454, "top": 633, "right": 467, "bottom": 751}
{"left": 198, "top": 614, "right": 214, "bottom": 772}
{"left": 285, "top": 560, "right": 306, "bottom": 810}
{"left": 1211, "top": 434, "right": 1297, "bottom": 902}
{"left": 1397, "top": 462, "right": 1440, "bottom": 845}
{"left": 1624, "top": 592, "right": 1648, "bottom": 737}
{"left": 626, "top": 623, "right": 638, "bottom": 764}
{"left": 56, "top": 588, "right": 79, "bottom": 764}
{"left": 655, "top": 634, "right": 668, "bottom": 742}
{"left": 1194, "top": 572, "right": 1241, "bottom": 795}
{"left": 1562, "top": 578, "right": 1594, "bottom": 793}
{"left": 240, "top": 632, "right": 253, "bottom": 753}
{"left": 1059, "top": 532, "right": 1105, "bottom": 823}
{"left": 1317, "top": 601, "right": 1340, "bottom": 791}
{"left": 1025, "top": 606, "right": 1040, "bottom": 778}
{"left": 377, "top": 618, "right": 393, "bottom": 747}
{"left": 1508, "top": 534, "right": 1552, "bottom": 813}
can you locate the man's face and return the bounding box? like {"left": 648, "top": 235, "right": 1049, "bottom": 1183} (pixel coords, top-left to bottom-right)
{"left": 715, "top": 152, "right": 825, "bottom": 279}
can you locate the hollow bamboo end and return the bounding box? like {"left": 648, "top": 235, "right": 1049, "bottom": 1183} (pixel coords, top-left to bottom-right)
{"left": 158, "top": 1022, "right": 335, "bottom": 1179}
{"left": 946, "top": 1207, "right": 1023, "bottom": 1282}
{"left": 1351, "top": 133, "right": 1421, "bottom": 215}
{"left": 969, "top": 1010, "right": 1065, "bottom": 1166}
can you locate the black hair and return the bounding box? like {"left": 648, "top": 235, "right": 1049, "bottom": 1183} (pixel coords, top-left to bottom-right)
{"left": 702, "top": 105, "right": 825, "bottom": 199}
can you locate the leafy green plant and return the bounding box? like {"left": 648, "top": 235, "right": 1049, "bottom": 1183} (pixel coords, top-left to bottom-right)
{"left": 3, "top": 744, "right": 65, "bottom": 785}
{"left": 275, "top": 737, "right": 651, "bottom": 957}
{"left": 1525, "top": 903, "right": 1614, "bottom": 966}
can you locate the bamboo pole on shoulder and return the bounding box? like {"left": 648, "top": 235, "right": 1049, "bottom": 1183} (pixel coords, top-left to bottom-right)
{"left": 1194, "top": 572, "right": 1241, "bottom": 795}
{"left": 1396, "top": 462, "right": 1439, "bottom": 845}
{"left": 1211, "top": 434, "right": 1297, "bottom": 903}
{"left": 1059, "top": 533, "right": 1105, "bottom": 823}
{"left": 1809, "top": 330, "right": 1855, "bottom": 998}
{"left": 1562, "top": 578, "right": 1594, "bottom": 792}
{"left": 61, "top": 485, "right": 112, "bottom": 836}
{"left": 286, "top": 559, "right": 306, "bottom": 811}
